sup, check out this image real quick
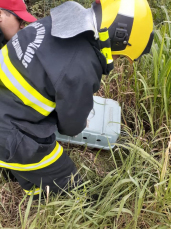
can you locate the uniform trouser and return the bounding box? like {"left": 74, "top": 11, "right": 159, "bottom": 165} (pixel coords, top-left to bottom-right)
{"left": 10, "top": 151, "right": 80, "bottom": 199}
{"left": 1, "top": 130, "right": 80, "bottom": 199}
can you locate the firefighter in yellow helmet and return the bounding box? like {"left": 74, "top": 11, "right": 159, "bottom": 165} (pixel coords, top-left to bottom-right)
{"left": 93, "top": 0, "right": 154, "bottom": 71}
{"left": 0, "top": 0, "right": 153, "bottom": 199}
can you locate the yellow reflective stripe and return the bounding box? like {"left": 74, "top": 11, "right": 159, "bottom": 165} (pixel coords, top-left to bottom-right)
{"left": 2, "top": 46, "right": 56, "bottom": 108}
{"left": 100, "top": 47, "right": 113, "bottom": 64}
{"left": 99, "top": 29, "right": 113, "bottom": 64}
{"left": 24, "top": 188, "right": 41, "bottom": 195}
{"left": 99, "top": 30, "right": 109, "bottom": 42}
{"left": 0, "top": 142, "right": 63, "bottom": 171}
{"left": 0, "top": 46, "right": 56, "bottom": 116}
{"left": 0, "top": 66, "right": 50, "bottom": 116}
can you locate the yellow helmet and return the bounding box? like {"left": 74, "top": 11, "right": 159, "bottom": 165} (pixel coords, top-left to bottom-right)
{"left": 93, "top": 0, "right": 154, "bottom": 61}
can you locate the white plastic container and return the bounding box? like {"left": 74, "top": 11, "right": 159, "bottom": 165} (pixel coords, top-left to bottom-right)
{"left": 56, "top": 96, "right": 121, "bottom": 150}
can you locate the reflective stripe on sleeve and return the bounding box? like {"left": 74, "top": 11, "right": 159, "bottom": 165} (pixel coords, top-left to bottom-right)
{"left": 98, "top": 29, "right": 113, "bottom": 65}
{"left": 99, "top": 29, "right": 109, "bottom": 42}
{"left": 0, "top": 142, "right": 63, "bottom": 171}
{"left": 24, "top": 188, "right": 41, "bottom": 196}
{"left": 101, "top": 47, "right": 113, "bottom": 64}
{"left": 0, "top": 46, "right": 56, "bottom": 116}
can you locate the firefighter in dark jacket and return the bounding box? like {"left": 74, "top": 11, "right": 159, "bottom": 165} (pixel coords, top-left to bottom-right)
{"left": 0, "top": 0, "right": 154, "bottom": 198}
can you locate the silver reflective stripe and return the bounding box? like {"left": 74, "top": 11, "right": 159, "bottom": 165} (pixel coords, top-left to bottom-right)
{"left": 0, "top": 50, "right": 55, "bottom": 113}
{"left": 0, "top": 50, "right": 3, "bottom": 63}
{"left": 24, "top": 188, "right": 41, "bottom": 195}
{"left": 118, "top": 0, "right": 135, "bottom": 18}
{"left": 34, "top": 189, "right": 41, "bottom": 195}
{"left": 0, "top": 144, "right": 62, "bottom": 170}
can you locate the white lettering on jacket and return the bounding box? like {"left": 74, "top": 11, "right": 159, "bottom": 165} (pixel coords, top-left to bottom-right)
{"left": 12, "top": 22, "right": 46, "bottom": 69}
{"left": 12, "top": 34, "right": 23, "bottom": 60}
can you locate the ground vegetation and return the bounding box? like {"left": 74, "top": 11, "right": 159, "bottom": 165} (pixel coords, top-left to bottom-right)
{"left": 1, "top": 0, "right": 171, "bottom": 228}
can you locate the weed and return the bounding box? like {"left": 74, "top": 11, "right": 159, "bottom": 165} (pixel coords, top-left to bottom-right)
{"left": 1, "top": 1, "right": 171, "bottom": 229}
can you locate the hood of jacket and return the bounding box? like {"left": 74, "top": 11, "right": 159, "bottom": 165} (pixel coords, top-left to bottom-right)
{"left": 50, "top": 1, "right": 113, "bottom": 75}
{"left": 50, "top": 1, "right": 99, "bottom": 40}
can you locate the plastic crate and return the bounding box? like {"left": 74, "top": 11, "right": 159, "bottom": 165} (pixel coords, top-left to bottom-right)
{"left": 56, "top": 96, "right": 121, "bottom": 150}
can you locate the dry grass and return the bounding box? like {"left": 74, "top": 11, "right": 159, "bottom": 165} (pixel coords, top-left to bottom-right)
{"left": 0, "top": 181, "right": 26, "bottom": 227}
{"left": 1, "top": 1, "right": 171, "bottom": 229}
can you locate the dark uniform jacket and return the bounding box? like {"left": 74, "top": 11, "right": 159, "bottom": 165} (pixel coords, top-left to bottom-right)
{"left": 0, "top": 16, "right": 106, "bottom": 168}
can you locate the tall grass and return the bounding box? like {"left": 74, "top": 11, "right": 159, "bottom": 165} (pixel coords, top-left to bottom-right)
{"left": 144, "top": 10, "right": 171, "bottom": 128}
{"left": 1, "top": 2, "right": 171, "bottom": 229}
